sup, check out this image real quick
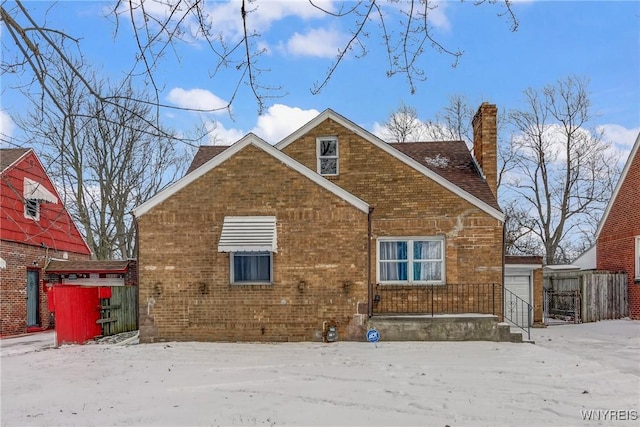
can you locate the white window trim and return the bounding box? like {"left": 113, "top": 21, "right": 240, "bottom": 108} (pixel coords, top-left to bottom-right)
{"left": 377, "top": 237, "right": 445, "bottom": 285}
{"left": 230, "top": 251, "right": 273, "bottom": 285}
{"left": 635, "top": 236, "right": 640, "bottom": 280}
{"left": 24, "top": 199, "right": 40, "bottom": 221}
{"left": 316, "top": 137, "right": 339, "bottom": 176}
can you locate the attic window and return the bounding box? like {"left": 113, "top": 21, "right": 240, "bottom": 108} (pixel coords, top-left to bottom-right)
{"left": 23, "top": 177, "right": 57, "bottom": 221}
{"left": 317, "top": 137, "right": 339, "bottom": 176}
{"left": 24, "top": 199, "right": 40, "bottom": 220}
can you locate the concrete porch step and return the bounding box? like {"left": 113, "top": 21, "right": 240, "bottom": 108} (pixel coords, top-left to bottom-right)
{"left": 368, "top": 314, "right": 527, "bottom": 342}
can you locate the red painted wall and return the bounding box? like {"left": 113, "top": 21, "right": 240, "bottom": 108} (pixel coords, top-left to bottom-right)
{"left": 1, "top": 150, "right": 91, "bottom": 254}
{"left": 597, "top": 143, "right": 640, "bottom": 319}
{"left": 1, "top": 149, "right": 92, "bottom": 336}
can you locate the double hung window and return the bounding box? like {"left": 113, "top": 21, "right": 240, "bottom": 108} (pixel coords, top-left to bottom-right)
{"left": 378, "top": 238, "right": 444, "bottom": 284}
{"left": 317, "top": 137, "right": 338, "bottom": 176}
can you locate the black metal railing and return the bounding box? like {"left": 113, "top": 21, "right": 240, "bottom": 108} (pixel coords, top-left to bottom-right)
{"left": 372, "top": 283, "right": 534, "bottom": 341}
{"left": 503, "top": 286, "right": 532, "bottom": 340}
{"left": 372, "top": 283, "right": 500, "bottom": 316}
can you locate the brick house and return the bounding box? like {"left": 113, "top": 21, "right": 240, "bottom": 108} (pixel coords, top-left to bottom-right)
{"left": 596, "top": 133, "right": 640, "bottom": 319}
{"left": 134, "top": 103, "right": 506, "bottom": 342}
{"left": 1, "top": 148, "right": 91, "bottom": 336}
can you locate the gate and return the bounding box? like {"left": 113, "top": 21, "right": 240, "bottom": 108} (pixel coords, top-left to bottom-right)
{"left": 543, "top": 288, "right": 581, "bottom": 324}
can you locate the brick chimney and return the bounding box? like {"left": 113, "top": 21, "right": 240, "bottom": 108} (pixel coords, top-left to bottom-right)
{"left": 472, "top": 102, "right": 498, "bottom": 199}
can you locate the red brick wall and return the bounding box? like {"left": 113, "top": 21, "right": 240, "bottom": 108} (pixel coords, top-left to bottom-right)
{"left": 597, "top": 145, "right": 640, "bottom": 319}
{"left": 137, "top": 144, "right": 369, "bottom": 342}
{"left": 0, "top": 240, "right": 89, "bottom": 336}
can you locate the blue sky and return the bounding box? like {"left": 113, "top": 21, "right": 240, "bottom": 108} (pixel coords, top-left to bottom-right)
{"left": 1, "top": 0, "right": 639, "bottom": 155}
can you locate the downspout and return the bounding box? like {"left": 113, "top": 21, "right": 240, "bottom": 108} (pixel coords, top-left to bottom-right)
{"left": 501, "top": 220, "right": 506, "bottom": 321}
{"left": 133, "top": 213, "right": 140, "bottom": 330}
{"left": 368, "top": 207, "right": 374, "bottom": 318}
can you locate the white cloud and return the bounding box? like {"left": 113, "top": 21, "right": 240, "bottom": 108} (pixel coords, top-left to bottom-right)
{"left": 422, "top": 1, "right": 450, "bottom": 32}
{"left": 205, "top": 121, "right": 246, "bottom": 145}
{"left": 285, "top": 27, "right": 346, "bottom": 58}
{"left": 0, "top": 110, "right": 15, "bottom": 142}
{"left": 598, "top": 124, "right": 639, "bottom": 150}
{"left": 205, "top": 104, "right": 320, "bottom": 145}
{"left": 202, "top": 0, "right": 336, "bottom": 42}
{"left": 166, "top": 88, "right": 229, "bottom": 113}
{"left": 384, "top": 0, "right": 451, "bottom": 32}
{"left": 251, "top": 104, "right": 320, "bottom": 143}
{"left": 598, "top": 124, "right": 639, "bottom": 166}
{"left": 371, "top": 122, "right": 388, "bottom": 140}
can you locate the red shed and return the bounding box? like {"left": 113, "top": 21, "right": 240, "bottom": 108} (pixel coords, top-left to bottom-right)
{"left": 45, "top": 260, "right": 138, "bottom": 345}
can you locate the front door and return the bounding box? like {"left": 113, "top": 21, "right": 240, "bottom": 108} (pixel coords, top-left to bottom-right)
{"left": 26, "top": 269, "right": 39, "bottom": 327}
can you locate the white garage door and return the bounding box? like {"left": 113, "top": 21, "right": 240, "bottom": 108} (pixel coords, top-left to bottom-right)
{"left": 504, "top": 275, "right": 532, "bottom": 327}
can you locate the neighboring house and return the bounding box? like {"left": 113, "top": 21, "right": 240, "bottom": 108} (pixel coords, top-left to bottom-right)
{"left": 0, "top": 148, "right": 91, "bottom": 336}
{"left": 572, "top": 245, "right": 596, "bottom": 270}
{"left": 595, "top": 133, "right": 640, "bottom": 319}
{"left": 133, "top": 103, "right": 506, "bottom": 342}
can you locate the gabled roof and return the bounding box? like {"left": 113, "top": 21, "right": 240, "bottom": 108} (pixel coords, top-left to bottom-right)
{"left": 275, "top": 109, "right": 503, "bottom": 221}
{"left": 133, "top": 133, "right": 370, "bottom": 217}
{"left": 1, "top": 148, "right": 30, "bottom": 173}
{"left": 186, "top": 145, "right": 230, "bottom": 174}
{"left": 595, "top": 132, "right": 640, "bottom": 239}
{"left": 390, "top": 141, "right": 500, "bottom": 211}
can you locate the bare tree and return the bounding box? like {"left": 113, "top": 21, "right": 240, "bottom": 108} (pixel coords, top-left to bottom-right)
{"left": 422, "top": 94, "right": 475, "bottom": 143}
{"left": 381, "top": 102, "right": 428, "bottom": 142}
{"left": 2, "top": 0, "right": 518, "bottom": 122}
{"left": 18, "top": 60, "right": 189, "bottom": 259}
{"left": 503, "top": 201, "right": 543, "bottom": 257}
{"left": 504, "top": 76, "right": 619, "bottom": 264}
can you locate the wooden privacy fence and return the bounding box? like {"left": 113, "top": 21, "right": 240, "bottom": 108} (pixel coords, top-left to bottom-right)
{"left": 99, "top": 286, "right": 138, "bottom": 336}
{"left": 544, "top": 270, "right": 628, "bottom": 322}
{"left": 581, "top": 273, "right": 628, "bottom": 322}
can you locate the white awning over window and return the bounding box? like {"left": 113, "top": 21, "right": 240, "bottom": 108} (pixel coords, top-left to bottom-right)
{"left": 218, "top": 216, "right": 277, "bottom": 253}
{"left": 24, "top": 178, "right": 57, "bottom": 204}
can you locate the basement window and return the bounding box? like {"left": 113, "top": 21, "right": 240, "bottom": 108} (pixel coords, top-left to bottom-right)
{"left": 378, "top": 237, "right": 445, "bottom": 285}
{"left": 317, "top": 137, "right": 339, "bottom": 176}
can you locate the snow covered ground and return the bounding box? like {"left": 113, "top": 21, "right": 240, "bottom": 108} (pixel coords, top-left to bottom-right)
{"left": 1, "top": 319, "right": 638, "bottom": 426}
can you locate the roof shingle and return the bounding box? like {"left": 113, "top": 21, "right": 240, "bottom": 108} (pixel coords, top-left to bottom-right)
{"left": 0, "top": 148, "right": 30, "bottom": 173}
{"left": 186, "top": 146, "right": 230, "bottom": 175}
